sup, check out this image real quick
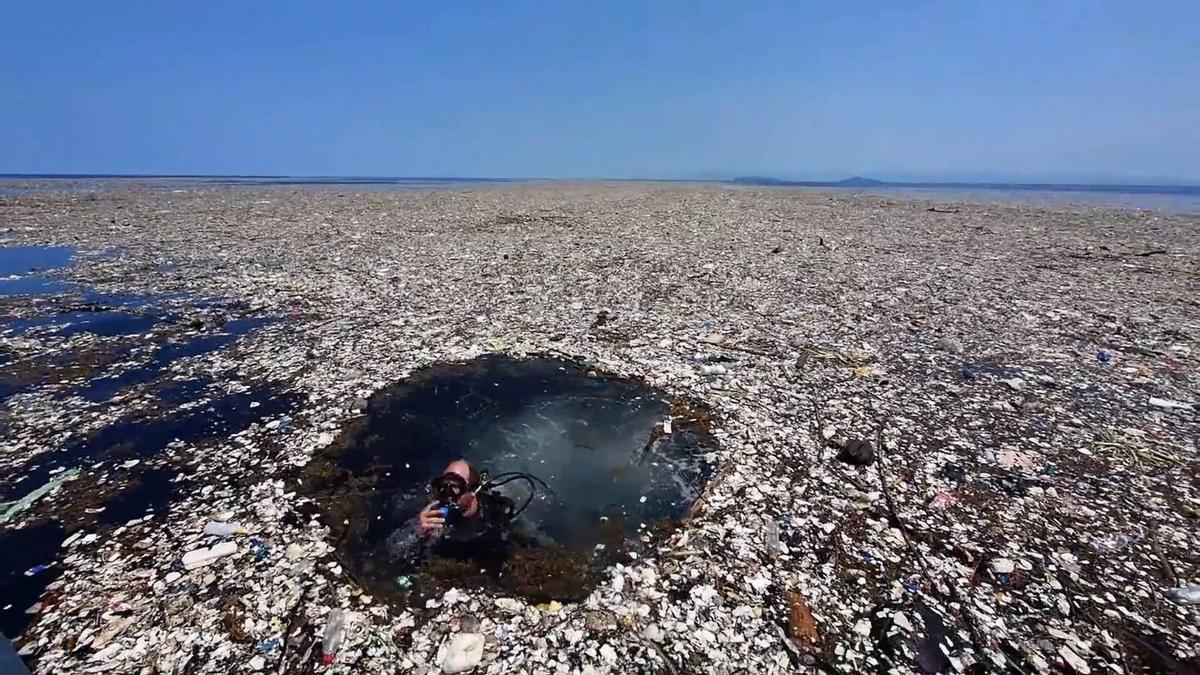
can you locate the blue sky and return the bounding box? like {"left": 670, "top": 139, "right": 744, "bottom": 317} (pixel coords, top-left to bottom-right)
{"left": 2, "top": 1, "right": 1197, "bottom": 181}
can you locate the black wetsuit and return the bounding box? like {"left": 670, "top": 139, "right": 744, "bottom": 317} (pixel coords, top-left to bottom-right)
{"left": 431, "top": 491, "right": 515, "bottom": 560}
{"left": 389, "top": 491, "right": 516, "bottom": 565}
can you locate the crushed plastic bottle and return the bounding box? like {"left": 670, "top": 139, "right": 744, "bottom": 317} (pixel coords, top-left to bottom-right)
{"left": 763, "top": 517, "right": 780, "bottom": 559}
{"left": 936, "top": 337, "right": 963, "bottom": 354}
{"left": 1165, "top": 586, "right": 1200, "bottom": 605}
{"left": 320, "top": 611, "right": 346, "bottom": 662}
{"left": 321, "top": 609, "right": 346, "bottom": 665}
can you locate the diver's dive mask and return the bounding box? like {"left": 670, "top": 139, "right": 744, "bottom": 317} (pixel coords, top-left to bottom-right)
{"left": 430, "top": 472, "right": 470, "bottom": 525}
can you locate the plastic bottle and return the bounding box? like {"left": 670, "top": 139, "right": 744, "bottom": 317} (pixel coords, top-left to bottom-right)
{"left": 1166, "top": 586, "right": 1200, "bottom": 605}
{"left": 203, "top": 521, "right": 244, "bottom": 537}
{"left": 321, "top": 609, "right": 346, "bottom": 664}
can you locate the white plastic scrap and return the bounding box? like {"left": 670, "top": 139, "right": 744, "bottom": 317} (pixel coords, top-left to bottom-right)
{"left": 1148, "top": 397, "right": 1194, "bottom": 411}
{"left": 181, "top": 541, "right": 238, "bottom": 570}
{"left": 441, "top": 633, "right": 485, "bottom": 674}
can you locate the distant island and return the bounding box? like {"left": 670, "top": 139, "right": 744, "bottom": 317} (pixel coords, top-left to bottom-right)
{"left": 729, "top": 175, "right": 1200, "bottom": 196}
{"left": 732, "top": 175, "right": 885, "bottom": 187}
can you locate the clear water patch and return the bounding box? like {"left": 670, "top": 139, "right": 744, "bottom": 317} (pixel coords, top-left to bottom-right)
{"left": 0, "top": 246, "right": 76, "bottom": 296}
{"left": 299, "top": 354, "right": 718, "bottom": 605}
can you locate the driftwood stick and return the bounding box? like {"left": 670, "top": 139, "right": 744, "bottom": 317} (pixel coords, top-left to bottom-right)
{"left": 684, "top": 460, "right": 737, "bottom": 523}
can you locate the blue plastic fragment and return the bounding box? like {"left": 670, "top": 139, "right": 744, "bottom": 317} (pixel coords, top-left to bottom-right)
{"left": 249, "top": 538, "right": 269, "bottom": 561}
{"left": 24, "top": 563, "right": 52, "bottom": 577}
{"left": 254, "top": 637, "right": 281, "bottom": 654}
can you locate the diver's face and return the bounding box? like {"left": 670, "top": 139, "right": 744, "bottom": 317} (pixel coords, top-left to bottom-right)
{"left": 442, "top": 461, "right": 480, "bottom": 517}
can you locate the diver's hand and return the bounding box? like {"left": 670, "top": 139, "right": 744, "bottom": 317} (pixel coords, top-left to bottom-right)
{"left": 416, "top": 502, "right": 445, "bottom": 538}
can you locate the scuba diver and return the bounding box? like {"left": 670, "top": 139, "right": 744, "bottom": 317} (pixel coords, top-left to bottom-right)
{"left": 389, "top": 459, "right": 550, "bottom": 564}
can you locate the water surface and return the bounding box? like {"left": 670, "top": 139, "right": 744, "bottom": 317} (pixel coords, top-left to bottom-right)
{"left": 302, "top": 354, "right": 716, "bottom": 602}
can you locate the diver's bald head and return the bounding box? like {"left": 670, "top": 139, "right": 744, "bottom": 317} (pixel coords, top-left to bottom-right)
{"left": 444, "top": 459, "right": 479, "bottom": 488}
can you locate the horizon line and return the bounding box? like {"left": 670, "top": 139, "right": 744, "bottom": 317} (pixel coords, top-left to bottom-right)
{"left": 2, "top": 173, "right": 1199, "bottom": 190}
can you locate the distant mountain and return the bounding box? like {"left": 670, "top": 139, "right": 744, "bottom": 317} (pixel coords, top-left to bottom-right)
{"left": 834, "top": 176, "right": 885, "bottom": 187}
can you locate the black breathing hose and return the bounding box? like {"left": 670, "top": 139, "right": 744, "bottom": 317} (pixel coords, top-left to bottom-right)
{"left": 477, "top": 471, "right": 554, "bottom": 521}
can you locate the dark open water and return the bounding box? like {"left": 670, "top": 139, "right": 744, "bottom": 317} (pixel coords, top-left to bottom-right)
{"left": 0, "top": 245, "right": 299, "bottom": 640}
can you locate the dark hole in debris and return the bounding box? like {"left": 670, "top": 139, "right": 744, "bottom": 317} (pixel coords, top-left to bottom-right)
{"left": 913, "top": 607, "right": 955, "bottom": 674}
{"left": 835, "top": 438, "right": 875, "bottom": 466}
{"left": 299, "top": 354, "right": 718, "bottom": 605}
